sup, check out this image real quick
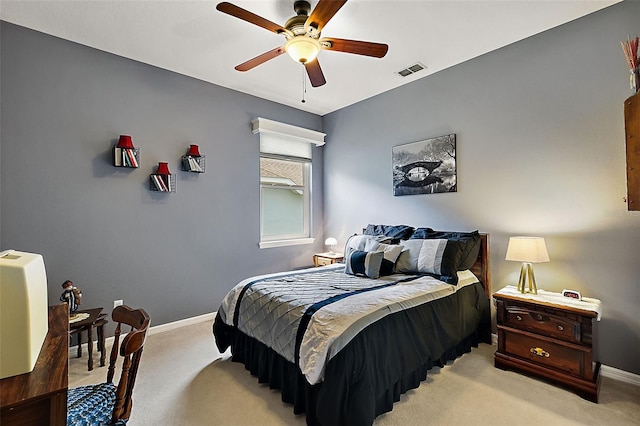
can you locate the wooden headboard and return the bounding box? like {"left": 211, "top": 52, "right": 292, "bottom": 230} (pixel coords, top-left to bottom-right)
{"left": 470, "top": 233, "right": 491, "bottom": 299}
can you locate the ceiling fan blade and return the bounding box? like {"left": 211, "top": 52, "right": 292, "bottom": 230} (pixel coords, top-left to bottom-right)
{"left": 304, "top": 59, "right": 326, "bottom": 87}
{"left": 305, "top": 0, "right": 347, "bottom": 33}
{"left": 217, "top": 2, "right": 292, "bottom": 36}
{"left": 235, "top": 47, "right": 286, "bottom": 72}
{"left": 320, "top": 37, "right": 389, "bottom": 58}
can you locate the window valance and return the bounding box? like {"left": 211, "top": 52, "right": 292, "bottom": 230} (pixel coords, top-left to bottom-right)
{"left": 252, "top": 117, "right": 325, "bottom": 160}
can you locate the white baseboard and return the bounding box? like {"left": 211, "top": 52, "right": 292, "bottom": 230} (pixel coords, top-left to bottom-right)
{"left": 600, "top": 365, "right": 640, "bottom": 386}
{"left": 69, "top": 312, "right": 216, "bottom": 357}
{"left": 147, "top": 312, "right": 215, "bottom": 336}
{"left": 489, "top": 333, "right": 639, "bottom": 386}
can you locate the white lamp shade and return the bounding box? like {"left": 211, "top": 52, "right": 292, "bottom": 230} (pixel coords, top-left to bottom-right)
{"left": 324, "top": 237, "right": 337, "bottom": 247}
{"left": 505, "top": 237, "right": 550, "bottom": 263}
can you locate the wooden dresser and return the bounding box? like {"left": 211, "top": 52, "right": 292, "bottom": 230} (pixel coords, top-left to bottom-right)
{"left": 494, "top": 287, "right": 601, "bottom": 402}
{"left": 0, "top": 304, "right": 69, "bottom": 425}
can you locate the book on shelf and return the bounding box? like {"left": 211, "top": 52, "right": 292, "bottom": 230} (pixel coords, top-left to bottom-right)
{"left": 151, "top": 174, "right": 161, "bottom": 191}
{"left": 122, "top": 150, "right": 130, "bottom": 167}
{"left": 151, "top": 174, "right": 168, "bottom": 192}
{"left": 125, "top": 148, "right": 139, "bottom": 168}
{"left": 114, "top": 147, "right": 122, "bottom": 166}
{"left": 188, "top": 157, "right": 203, "bottom": 172}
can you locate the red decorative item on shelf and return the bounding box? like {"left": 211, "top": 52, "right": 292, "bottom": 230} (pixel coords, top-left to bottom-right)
{"left": 156, "top": 162, "right": 171, "bottom": 175}
{"left": 116, "top": 135, "right": 135, "bottom": 149}
{"left": 187, "top": 144, "right": 201, "bottom": 157}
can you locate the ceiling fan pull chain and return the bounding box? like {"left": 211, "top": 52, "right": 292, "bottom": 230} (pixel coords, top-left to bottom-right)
{"left": 301, "top": 65, "right": 307, "bottom": 103}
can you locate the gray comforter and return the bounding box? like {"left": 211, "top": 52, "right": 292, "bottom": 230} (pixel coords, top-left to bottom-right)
{"left": 218, "top": 264, "right": 480, "bottom": 384}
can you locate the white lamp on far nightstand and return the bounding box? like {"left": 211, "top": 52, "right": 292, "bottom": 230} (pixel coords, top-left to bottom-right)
{"left": 505, "top": 236, "right": 550, "bottom": 294}
{"left": 324, "top": 237, "right": 338, "bottom": 254}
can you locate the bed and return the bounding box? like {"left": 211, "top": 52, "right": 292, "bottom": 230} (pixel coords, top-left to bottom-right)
{"left": 213, "top": 227, "right": 491, "bottom": 426}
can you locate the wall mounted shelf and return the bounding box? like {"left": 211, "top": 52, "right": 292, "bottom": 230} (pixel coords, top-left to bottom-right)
{"left": 180, "top": 145, "right": 205, "bottom": 173}
{"left": 149, "top": 162, "right": 175, "bottom": 193}
{"left": 113, "top": 135, "right": 140, "bottom": 168}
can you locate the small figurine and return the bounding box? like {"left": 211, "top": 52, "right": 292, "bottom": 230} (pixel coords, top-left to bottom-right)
{"left": 60, "top": 280, "right": 82, "bottom": 313}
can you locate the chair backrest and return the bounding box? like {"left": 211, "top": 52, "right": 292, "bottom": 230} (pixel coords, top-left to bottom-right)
{"left": 106, "top": 305, "right": 150, "bottom": 424}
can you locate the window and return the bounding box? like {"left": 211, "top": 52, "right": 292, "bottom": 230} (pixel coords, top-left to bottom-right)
{"left": 252, "top": 118, "right": 325, "bottom": 248}
{"left": 260, "top": 155, "right": 310, "bottom": 242}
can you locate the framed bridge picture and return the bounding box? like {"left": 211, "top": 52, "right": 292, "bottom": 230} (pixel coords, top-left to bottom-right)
{"left": 392, "top": 134, "right": 456, "bottom": 196}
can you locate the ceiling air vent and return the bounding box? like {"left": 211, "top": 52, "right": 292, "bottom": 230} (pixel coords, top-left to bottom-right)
{"left": 397, "top": 62, "right": 426, "bottom": 77}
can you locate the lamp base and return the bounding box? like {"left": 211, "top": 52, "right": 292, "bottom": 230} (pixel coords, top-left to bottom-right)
{"left": 517, "top": 262, "right": 538, "bottom": 294}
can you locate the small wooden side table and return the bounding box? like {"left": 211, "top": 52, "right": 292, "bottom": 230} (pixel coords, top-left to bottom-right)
{"left": 313, "top": 252, "right": 344, "bottom": 267}
{"left": 69, "top": 307, "right": 108, "bottom": 371}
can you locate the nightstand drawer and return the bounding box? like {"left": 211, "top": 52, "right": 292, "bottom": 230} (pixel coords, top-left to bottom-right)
{"left": 504, "top": 306, "right": 581, "bottom": 343}
{"left": 313, "top": 253, "right": 344, "bottom": 267}
{"left": 503, "top": 331, "right": 584, "bottom": 376}
{"left": 316, "top": 256, "right": 334, "bottom": 266}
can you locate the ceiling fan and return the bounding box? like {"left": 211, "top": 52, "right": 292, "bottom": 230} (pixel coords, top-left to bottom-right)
{"left": 216, "top": 0, "right": 389, "bottom": 87}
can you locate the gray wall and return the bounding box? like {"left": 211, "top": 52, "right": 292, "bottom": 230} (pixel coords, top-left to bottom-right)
{"left": 2, "top": 2, "right": 639, "bottom": 375}
{"left": 0, "top": 22, "right": 324, "bottom": 327}
{"left": 323, "top": 1, "right": 639, "bottom": 374}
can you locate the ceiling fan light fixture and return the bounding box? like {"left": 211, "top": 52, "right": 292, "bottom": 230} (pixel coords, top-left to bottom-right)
{"left": 285, "top": 36, "right": 321, "bottom": 64}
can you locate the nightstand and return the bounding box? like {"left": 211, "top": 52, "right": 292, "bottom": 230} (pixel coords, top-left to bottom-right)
{"left": 313, "top": 252, "right": 344, "bottom": 267}
{"left": 493, "top": 286, "right": 602, "bottom": 402}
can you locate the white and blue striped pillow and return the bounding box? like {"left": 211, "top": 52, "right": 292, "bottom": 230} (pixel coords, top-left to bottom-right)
{"left": 364, "top": 240, "right": 403, "bottom": 276}
{"left": 395, "top": 239, "right": 448, "bottom": 275}
{"left": 344, "top": 249, "right": 384, "bottom": 279}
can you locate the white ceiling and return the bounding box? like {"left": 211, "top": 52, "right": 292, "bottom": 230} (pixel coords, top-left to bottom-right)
{"left": 0, "top": 0, "right": 620, "bottom": 115}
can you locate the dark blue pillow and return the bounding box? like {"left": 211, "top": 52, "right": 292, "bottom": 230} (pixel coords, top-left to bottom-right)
{"left": 364, "top": 224, "right": 415, "bottom": 242}
{"left": 409, "top": 227, "right": 436, "bottom": 239}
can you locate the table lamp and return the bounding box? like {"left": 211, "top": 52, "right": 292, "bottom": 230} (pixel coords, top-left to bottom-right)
{"left": 325, "top": 237, "right": 338, "bottom": 254}
{"left": 505, "top": 236, "right": 550, "bottom": 294}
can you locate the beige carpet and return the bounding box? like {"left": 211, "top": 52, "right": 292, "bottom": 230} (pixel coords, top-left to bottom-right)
{"left": 68, "top": 318, "right": 640, "bottom": 426}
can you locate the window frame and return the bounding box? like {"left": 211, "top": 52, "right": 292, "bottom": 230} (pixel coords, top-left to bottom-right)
{"left": 259, "top": 154, "right": 312, "bottom": 247}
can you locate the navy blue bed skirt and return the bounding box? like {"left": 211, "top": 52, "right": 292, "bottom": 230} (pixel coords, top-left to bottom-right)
{"left": 213, "top": 282, "right": 490, "bottom": 425}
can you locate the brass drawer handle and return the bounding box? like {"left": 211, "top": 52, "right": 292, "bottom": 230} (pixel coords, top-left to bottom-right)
{"left": 530, "top": 347, "right": 550, "bottom": 358}
{"left": 536, "top": 314, "right": 543, "bottom": 321}
{"left": 557, "top": 325, "right": 564, "bottom": 331}
{"left": 516, "top": 315, "right": 522, "bottom": 321}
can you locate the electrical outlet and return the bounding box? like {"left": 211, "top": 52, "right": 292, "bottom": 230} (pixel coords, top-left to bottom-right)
{"left": 113, "top": 299, "right": 123, "bottom": 309}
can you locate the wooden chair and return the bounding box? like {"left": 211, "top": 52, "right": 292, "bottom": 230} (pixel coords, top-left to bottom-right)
{"left": 66, "top": 305, "right": 150, "bottom": 425}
